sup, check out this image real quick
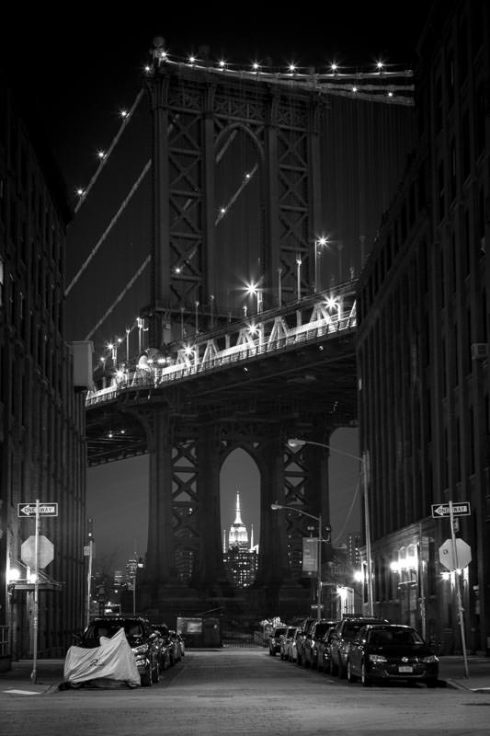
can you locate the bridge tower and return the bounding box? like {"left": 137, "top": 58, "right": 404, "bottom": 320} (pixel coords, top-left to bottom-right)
{"left": 129, "top": 44, "right": 330, "bottom": 620}
{"left": 143, "top": 44, "right": 324, "bottom": 346}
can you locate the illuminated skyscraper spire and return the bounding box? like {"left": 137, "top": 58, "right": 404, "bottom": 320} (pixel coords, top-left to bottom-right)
{"left": 228, "top": 490, "right": 249, "bottom": 548}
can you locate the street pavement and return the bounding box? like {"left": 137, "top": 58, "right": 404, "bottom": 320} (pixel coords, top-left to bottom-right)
{"left": 1, "top": 651, "right": 490, "bottom": 695}
{"left": 2, "top": 648, "right": 490, "bottom": 736}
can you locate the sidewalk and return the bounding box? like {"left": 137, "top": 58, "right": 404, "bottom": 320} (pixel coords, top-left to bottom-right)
{"left": 0, "top": 659, "right": 64, "bottom": 695}
{"left": 438, "top": 655, "right": 490, "bottom": 693}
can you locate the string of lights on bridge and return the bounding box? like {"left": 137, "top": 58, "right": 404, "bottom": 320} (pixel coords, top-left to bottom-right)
{"left": 74, "top": 46, "right": 414, "bottom": 207}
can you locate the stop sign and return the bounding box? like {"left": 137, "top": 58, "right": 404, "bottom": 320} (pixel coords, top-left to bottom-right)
{"left": 439, "top": 538, "right": 472, "bottom": 571}
{"left": 21, "top": 535, "right": 54, "bottom": 570}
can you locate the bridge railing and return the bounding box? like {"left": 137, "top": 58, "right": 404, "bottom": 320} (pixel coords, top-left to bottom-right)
{"left": 86, "top": 286, "right": 357, "bottom": 407}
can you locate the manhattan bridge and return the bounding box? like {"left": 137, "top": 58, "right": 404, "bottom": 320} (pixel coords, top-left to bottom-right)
{"left": 65, "top": 39, "right": 415, "bottom": 620}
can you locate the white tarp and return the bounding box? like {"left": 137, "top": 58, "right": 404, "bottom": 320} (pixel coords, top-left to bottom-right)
{"left": 63, "top": 626, "right": 140, "bottom": 687}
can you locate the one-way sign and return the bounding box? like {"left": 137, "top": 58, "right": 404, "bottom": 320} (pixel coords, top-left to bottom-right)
{"left": 17, "top": 502, "right": 59, "bottom": 518}
{"left": 431, "top": 501, "right": 471, "bottom": 518}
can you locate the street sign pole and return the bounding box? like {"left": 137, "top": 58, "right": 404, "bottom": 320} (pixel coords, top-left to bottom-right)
{"left": 449, "top": 500, "right": 469, "bottom": 679}
{"left": 85, "top": 538, "right": 94, "bottom": 628}
{"left": 31, "top": 499, "right": 40, "bottom": 684}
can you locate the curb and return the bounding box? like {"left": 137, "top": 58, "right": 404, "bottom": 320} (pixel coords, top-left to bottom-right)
{"left": 445, "top": 678, "right": 490, "bottom": 693}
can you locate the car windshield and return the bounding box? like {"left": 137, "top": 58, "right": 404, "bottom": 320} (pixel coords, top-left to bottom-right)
{"left": 87, "top": 620, "right": 144, "bottom": 639}
{"left": 343, "top": 623, "right": 366, "bottom": 639}
{"left": 286, "top": 627, "right": 297, "bottom": 637}
{"left": 314, "top": 623, "right": 332, "bottom": 638}
{"left": 369, "top": 628, "right": 424, "bottom": 646}
{"left": 274, "top": 628, "right": 287, "bottom": 636}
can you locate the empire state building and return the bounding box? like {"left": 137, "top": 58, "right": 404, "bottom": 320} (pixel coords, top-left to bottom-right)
{"left": 223, "top": 491, "right": 258, "bottom": 587}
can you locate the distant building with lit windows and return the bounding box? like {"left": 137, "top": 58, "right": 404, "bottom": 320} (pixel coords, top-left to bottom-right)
{"left": 223, "top": 491, "right": 258, "bottom": 588}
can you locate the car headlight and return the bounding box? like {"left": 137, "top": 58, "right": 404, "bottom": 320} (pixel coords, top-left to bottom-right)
{"left": 132, "top": 644, "right": 149, "bottom": 655}
{"left": 368, "top": 654, "right": 387, "bottom": 664}
{"left": 422, "top": 655, "right": 439, "bottom": 663}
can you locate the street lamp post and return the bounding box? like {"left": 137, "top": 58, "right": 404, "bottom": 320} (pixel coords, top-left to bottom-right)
{"left": 314, "top": 236, "right": 328, "bottom": 293}
{"left": 246, "top": 281, "right": 263, "bottom": 314}
{"left": 271, "top": 503, "right": 325, "bottom": 621}
{"left": 132, "top": 558, "right": 144, "bottom": 615}
{"left": 288, "top": 438, "right": 374, "bottom": 616}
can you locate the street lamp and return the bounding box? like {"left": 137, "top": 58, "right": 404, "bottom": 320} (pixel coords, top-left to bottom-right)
{"left": 132, "top": 557, "right": 144, "bottom": 615}
{"left": 288, "top": 437, "right": 374, "bottom": 616}
{"left": 314, "top": 236, "right": 328, "bottom": 293}
{"left": 246, "top": 281, "right": 263, "bottom": 313}
{"left": 271, "top": 503, "right": 327, "bottom": 621}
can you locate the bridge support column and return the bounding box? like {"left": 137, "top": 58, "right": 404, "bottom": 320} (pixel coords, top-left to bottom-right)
{"left": 144, "top": 407, "right": 178, "bottom": 603}
{"left": 254, "top": 432, "right": 290, "bottom": 604}
{"left": 195, "top": 424, "right": 230, "bottom": 594}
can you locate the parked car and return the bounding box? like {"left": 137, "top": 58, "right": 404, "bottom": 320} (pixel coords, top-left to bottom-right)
{"left": 346, "top": 624, "right": 439, "bottom": 687}
{"left": 172, "top": 630, "right": 185, "bottom": 659}
{"left": 168, "top": 629, "right": 184, "bottom": 665}
{"left": 316, "top": 625, "right": 338, "bottom": 672}
{"left": 151, "top": 624, "right": 172, "bottom": 671}
{"left": 303, "top": 619, "right": 337, "bottom": 668}
{"left": 280, "top": 626, "right": 298, "bottom": 660}
{"left": 295, "top": 617, "right": 315, "bottom": 666}
{"left": 329, "top": 616, "right": 389, "bottom": 678}
{"left": 268, "top": 624, "right": 288, "bottom": 656}
{"left": 77, "top": 616, "right": 161, "bottom": 686}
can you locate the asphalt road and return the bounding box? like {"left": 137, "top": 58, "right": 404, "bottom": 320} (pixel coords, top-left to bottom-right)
{"left": 1, "top": 647, "right": 490, "bottom": 735}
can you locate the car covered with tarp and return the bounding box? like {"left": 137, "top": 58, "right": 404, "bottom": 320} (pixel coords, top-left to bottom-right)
{"left": 63, "top": 626, "right": 140, "bottom": 688}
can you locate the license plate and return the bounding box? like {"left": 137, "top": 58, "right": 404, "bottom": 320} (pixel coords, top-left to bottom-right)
{"left": 398, "top": 666, "right": 413, "bottom": 673}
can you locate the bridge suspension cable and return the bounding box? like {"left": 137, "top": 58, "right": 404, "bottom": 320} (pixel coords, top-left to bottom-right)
{"left": 74, "top": 88, "right": 145, "bottom": 213}
{"left": 65, "top": 159, "right": 152, "bottom": 297}
{"left": 84, "top": 255, "right": 151, "bottom": 341}
{"left": 148, "top": 50, "right": 414, "bottom": 106}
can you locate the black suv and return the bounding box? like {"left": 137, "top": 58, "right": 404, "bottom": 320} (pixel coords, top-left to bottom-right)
{"left": 78, "top": 616, "right": 161, "bottom": 686}
{"left": 328, "top": 616, "right": 388, "bottom": 678}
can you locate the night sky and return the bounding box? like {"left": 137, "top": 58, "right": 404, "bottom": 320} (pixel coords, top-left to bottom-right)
{"left": 3, "top": 5, "right": 430, "bottom": 570}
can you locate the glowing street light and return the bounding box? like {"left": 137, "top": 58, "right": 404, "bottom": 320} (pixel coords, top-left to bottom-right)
{"left": 288, "top": 437, "right": 374, "bottom": 616}
{"left": 271, "top": 503, "right": 329, "bottom": 621}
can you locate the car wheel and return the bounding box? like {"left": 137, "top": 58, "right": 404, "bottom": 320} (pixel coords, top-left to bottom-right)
{"left": 426, "top": 679, "right": 438, "bottom": 688}
{"left": 330, "top": 657, "right": 338, "bottom": 676}
{"left": 338, "top": 659, "right": 346, "bottom": 679}
{"left": 297, "top": 654, "right": 302, "bottom": 666}
{"left": 347, "top": 660, "right": 357, "bottom": 683}
{"left": 361, "top": 661, "right": 371, "bottom": 687}
{"left": 141, "top": 667, "right": 152, "bottom": 687}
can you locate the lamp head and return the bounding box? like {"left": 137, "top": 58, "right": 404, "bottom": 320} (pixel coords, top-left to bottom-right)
{"left": 270, "top": 503, "right": 282, "bottom": 511}
{"left": 288, "top": 438, "right": 305, "bottom": 450}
